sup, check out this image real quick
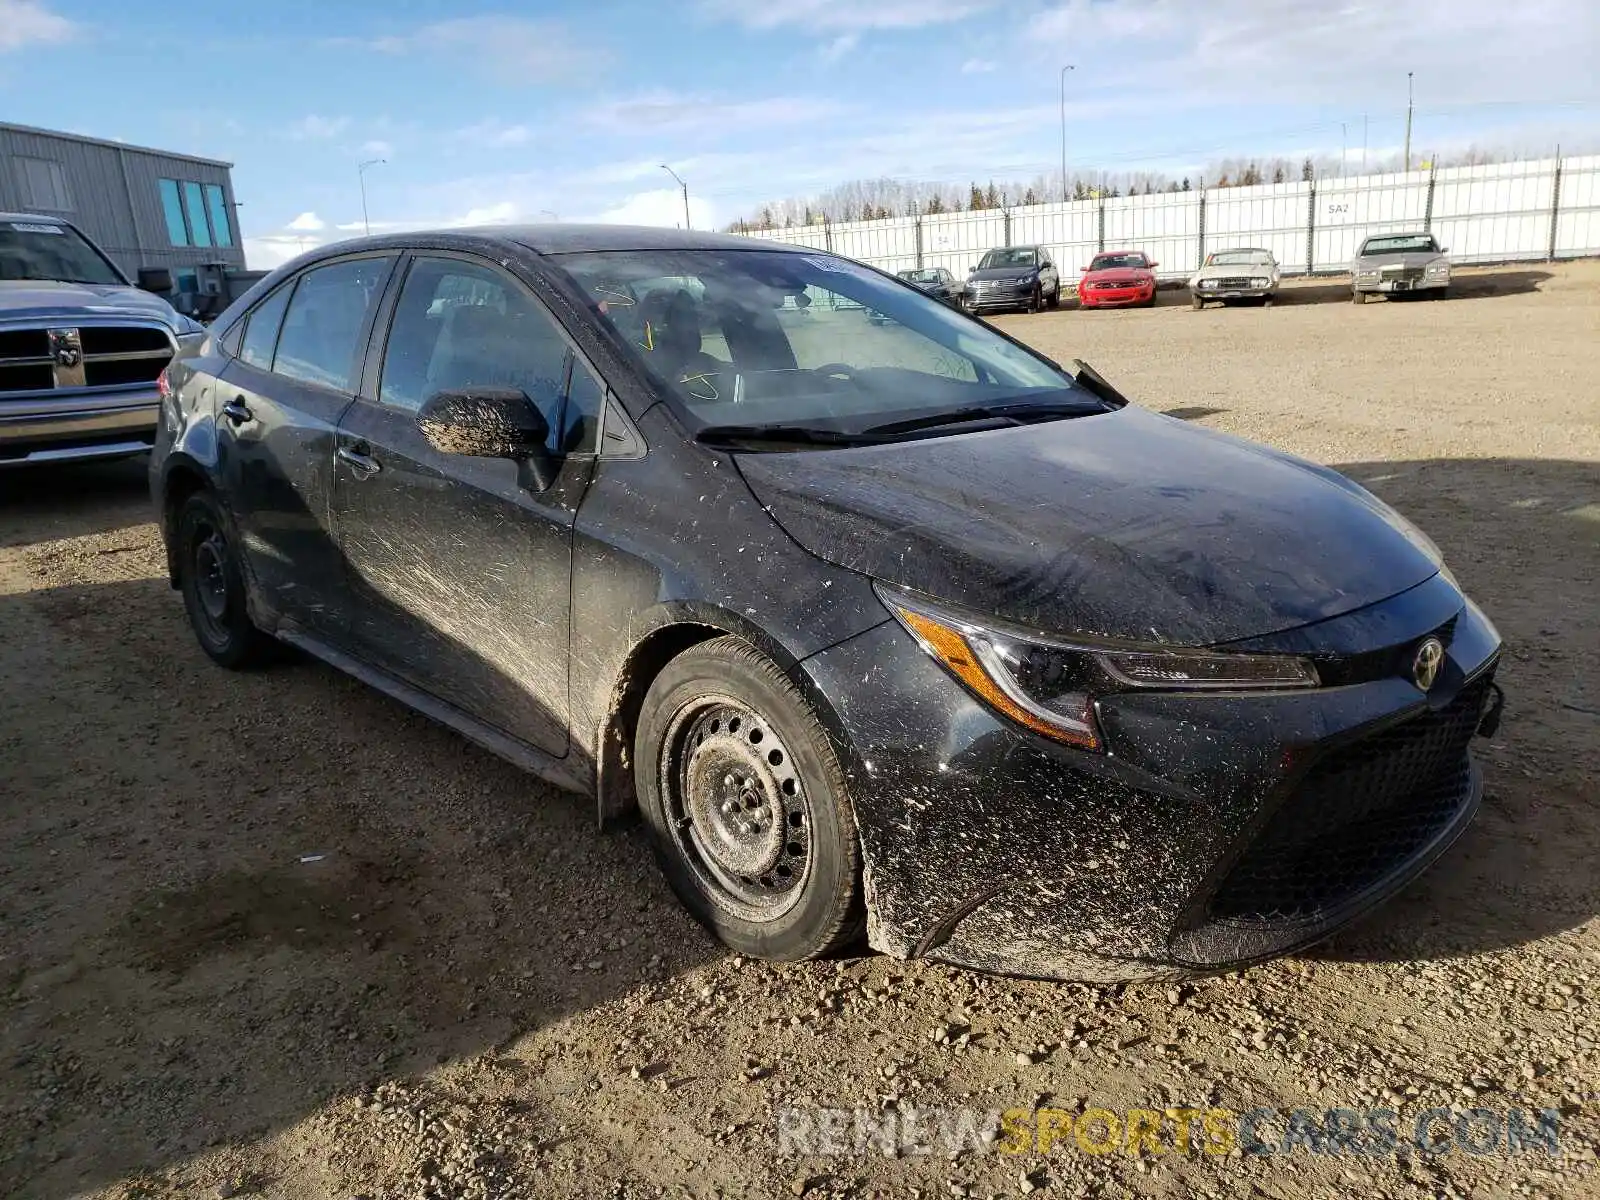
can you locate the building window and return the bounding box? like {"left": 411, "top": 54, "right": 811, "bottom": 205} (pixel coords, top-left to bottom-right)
{"left": 16, "top": 156, "right": 71, "bottom": 211}
{"left": 159, "top": 178, "right": 190, "bottom": 245}
{"left": 204, "top": 184, "right": 233, "bottom": 247}
{"left": 182, "top": 181, "right": 213, "bottom": 247}
{"left": 159, "top": 177, "right": 232, "bottom": 248}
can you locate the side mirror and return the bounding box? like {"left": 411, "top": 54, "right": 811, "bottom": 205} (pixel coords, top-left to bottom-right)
{"left": 137, "top": 267, "right": 173, "bottom": 293}
{"left": 1149, "top": 260, "right": 1160, "bottom": 268}
{"left": 1439, "top": 246, "right": 1449, "bottom": 254}
{"left": 793, "top": 291, "right": 812, "bottom": 309}
{"left": 417, "top": 387, "right": 559, "bottom": 491}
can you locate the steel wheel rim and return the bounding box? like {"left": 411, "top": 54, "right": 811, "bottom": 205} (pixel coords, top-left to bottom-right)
{"left": 190, "top": 521, "right": 231, "bottom": 635}
{"left": 660, "top": 695, "right": 812, "bottom": 919}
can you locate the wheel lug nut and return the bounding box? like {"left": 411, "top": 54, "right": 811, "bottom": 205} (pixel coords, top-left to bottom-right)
{"left": 739, "top": 822, "right": 756, "bottom": 835}
{"left": 721, "top": 800, "right": 738, "bottom": 815}
{"left": 723, "top": 774, "right": 735, "bottom": 787}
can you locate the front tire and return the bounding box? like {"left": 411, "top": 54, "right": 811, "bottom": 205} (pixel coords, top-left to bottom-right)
{"left": 1191, "top": 294, "right": 1204, "bottom": 310}
{"left": 635, "top": 637, "right": 863, "bottom": 961}
{"left": 175, "top": 491, "right": 274, "bottom": 669}
{"left": 1352, "top": 290, "right": 1367, "bottom": 304}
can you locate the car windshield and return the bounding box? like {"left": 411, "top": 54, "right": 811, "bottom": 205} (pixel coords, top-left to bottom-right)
{"left": 899, "top": 269, "right": 940, "bottom": 283}
{"left": 1207, "top": 250, "right": 1271, "bottom": 266}
{"left": 0, "top": 220, "right": 125, "bottom": 285}
{"left": 1361, "top": 234, "right": 1436, "bottom": 255}
{"left": 1089, "top": 253, "right": 1147, "bottom": 271}
{"left": 977, "top": 248, "right": 1037, "bottom": 269}
{"left": 555, "top": 248, "right": 1095, "bottom": 440}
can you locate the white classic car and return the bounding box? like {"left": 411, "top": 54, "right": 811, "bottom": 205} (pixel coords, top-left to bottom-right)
{"left": 1188, "top": 248, "right": 1281, "bottom": 309}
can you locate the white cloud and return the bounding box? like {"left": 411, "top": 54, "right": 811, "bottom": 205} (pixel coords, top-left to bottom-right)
{"left": 287, "top": 115, "right": 350, "bottom": 140}
{"left": 960, "top": 58, "right": 996, "bottom": 74}
{"left": 1025, "top": 0, "right": 1600, "bottom": 108}
{"left": 698, "top": 0, "right": 992, "bottom": 32}
{"left": 242, "top": 234, "right": 326, "bottom": 271}
{"left": 819, "top": 33, "right": 859, "bottom": 63}
{"left": 285, "top": 212, "right": 325, "bottom": 232}
{"left": 0, "top": 0, "right": 73, "bottom": 51}
{"left": 360, "top": 139, "right": 394, "bottom": 158}
{"left": 456, "top": 120, "right": 534, "bottom": 149}
{"left": 595, "top": 188, "right": 716, "bottom": 230}
{"left": 586, "top": 91, "right": 849, "bottom": 136}
{"left": 355, "top": 16, "right": 600, "bottom": 84}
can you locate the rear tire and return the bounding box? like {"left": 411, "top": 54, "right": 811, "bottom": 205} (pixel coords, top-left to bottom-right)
{"left": 175, "top": 491, "right": 274, "bottom": 669}
{"left": 1046, "top": 284, "right": 1061, "bottom": 310}
{"left": 635, "top": 637, "right": 864, "bottom": 961}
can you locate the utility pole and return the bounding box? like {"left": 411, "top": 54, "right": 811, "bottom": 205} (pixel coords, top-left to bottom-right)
{"left": 660, "top": 164, "right": 691, "bottom": 231}
{"left": 1059, "top": 64, "right": 1076, "bottom": 203}
{"left": 358, "top": 158, "right": 385, "bottom": 236}
{"left": 1362, "top": 114, "right": 1368, "bottom": 171}
{"left": 1403, "top": 72, "right": 1414, "bottom": 172}
{"left": 1341, "top": 123, "right": 1347, "bottom": 177}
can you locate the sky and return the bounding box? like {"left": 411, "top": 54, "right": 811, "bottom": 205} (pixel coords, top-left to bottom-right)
{"left": 2, "top": 0, "right": 1596, "bottom": 269}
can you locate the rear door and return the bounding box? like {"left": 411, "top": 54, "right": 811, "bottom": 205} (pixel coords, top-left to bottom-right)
{"left": 215, "top": 253, "right": 397, "bottom": 638}
{"left": 330, "top": 253, "right": 603, "bottom": 755}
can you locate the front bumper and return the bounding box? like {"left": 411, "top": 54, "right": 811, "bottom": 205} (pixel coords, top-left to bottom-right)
{"left": 0, "top": 384, "right": 161, "bottom": 467}
{"left": 1193, "top": 284, "right": 1273, "bottom": 301}
{"left": 1080, "top": 284, "right": 1154, "bottom": 307}
{"left": 799, "top": 573, "right": 1502, "bottom": 980}
{"left": 1354, "top": 276, "right": 1449, "bottom": 295}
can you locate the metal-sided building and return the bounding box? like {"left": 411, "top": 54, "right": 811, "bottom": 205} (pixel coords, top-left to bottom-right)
{"left": 0, "top": 121, "right": 245, "bottom": 303}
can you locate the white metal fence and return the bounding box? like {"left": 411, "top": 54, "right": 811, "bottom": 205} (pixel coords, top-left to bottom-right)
{"left": 741, "top": 155, "right": 1600, "bottom": 279}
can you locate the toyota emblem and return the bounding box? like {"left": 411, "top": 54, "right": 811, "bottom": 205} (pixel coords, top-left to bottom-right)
{"left": 1411, "top": 637, "right": 1445, "bottom": 691}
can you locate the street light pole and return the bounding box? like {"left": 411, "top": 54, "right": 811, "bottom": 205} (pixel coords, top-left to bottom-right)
{"left": 358, "top": 158, "right": 385, "bottom": 236}
{"left": 660, "top": 164, "right": 691, "bottom": 231}
{"left": 1059, "top": 64, "right": 1076, "bottom": 203}
{"left": 1403, "top": 72, "right": 1414, "bottom": 172}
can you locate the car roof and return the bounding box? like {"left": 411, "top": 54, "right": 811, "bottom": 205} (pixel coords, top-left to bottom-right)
{"left": 0, "top": 212, "right": 67, "bottom": 225}
{"left": 1211, "top": 247, "right": 1273, "bottom": 254}
{"left": 1095, "top": 248, "right": 1149, "bottom": 255}
{"left": 301, "top": 223, "right": 809, "bottom": 260}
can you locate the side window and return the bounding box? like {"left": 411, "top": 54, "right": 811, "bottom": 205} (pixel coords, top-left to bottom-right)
{"left": 379, "top": 256, "right": 579, "bottom": 452}
{"left": 274, "top": 257, "right": 393, "bottom": 392}
{"left": 238, "top": 282, "right": 293, "bottom": 371}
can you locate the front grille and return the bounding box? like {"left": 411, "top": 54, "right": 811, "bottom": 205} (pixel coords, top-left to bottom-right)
{"left": 1213, "top": 276, "right": 1257, "bottom": 288}
{"left": 1206, "top": 674, "right": 1491, "bottom": 925}
{"left": 1095, "top": 280, "right": 1136, "bottom": 290}
{"left": 0, "top": 322, "right": 172, "bottom": 396}
{"left": 1382, "top": 266, "right": 1425, "bottom": 282}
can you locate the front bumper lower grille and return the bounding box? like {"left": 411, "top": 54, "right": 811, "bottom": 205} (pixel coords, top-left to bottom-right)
{"left": 1206, "top": 673, "right": 1493, "bottom": 926}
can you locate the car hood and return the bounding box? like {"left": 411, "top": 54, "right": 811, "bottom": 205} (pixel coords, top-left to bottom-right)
{"left": 968, "top": 266, "right": 1036, "bottom": 281}
{"left": 1194, "top": 262, "right": 1275, "bottom": 280}
{"left": 1354, "top": 251, "right": 1446, "bottom": 271}
{"left": 0, "top": 279, "right": 186, "bottom": 329}
{"left": 1083, "top": 268, "right": 1152, "bottom": 285}
{"left": 736, "top": 405, "right": 1442, "bottom": 645}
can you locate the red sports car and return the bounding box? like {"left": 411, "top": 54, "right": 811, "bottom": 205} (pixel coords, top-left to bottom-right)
{"left": 1078, "top": 250, "right": 1159, "bottom": 308}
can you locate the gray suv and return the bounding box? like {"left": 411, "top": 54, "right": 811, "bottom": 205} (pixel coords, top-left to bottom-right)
{"left": 1, "top": 213, "right": 203, "bottom": 467}
{"left": 1351, "top": 232, "right": 1451, "bottom": 303}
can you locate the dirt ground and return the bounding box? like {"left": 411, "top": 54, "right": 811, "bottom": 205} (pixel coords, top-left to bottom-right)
{"left": 2, "top": 261, "right": 1597, "bottom": 1200}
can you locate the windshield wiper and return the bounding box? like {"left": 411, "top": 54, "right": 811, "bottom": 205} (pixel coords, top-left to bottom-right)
{"left": 693, "top": 423, "right": 879, "bottom": 449}
{"left": 861, "top": 401, "right": 1100, "bottom": 437}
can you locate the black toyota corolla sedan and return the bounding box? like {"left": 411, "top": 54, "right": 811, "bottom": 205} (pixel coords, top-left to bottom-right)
{"left": 150, "top": 226, "right": 1503, "bottom": 981}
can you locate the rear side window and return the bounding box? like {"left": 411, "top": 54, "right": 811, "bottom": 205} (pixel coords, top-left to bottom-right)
{"left": 379, "top": 256, "right": 597, "bottom": 451}
{"left": 273, "top": 257, "right": 393, "bottom": 392}
{"left": 238, "top": 283, "right": 293, "bottom": 371}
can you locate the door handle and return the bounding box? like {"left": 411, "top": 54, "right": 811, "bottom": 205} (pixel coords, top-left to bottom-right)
{"left": 336, "top": 445, "right": 382, "bottom": 476}
{"left": 221, "top": 398, "right": 253, "bottom": 425}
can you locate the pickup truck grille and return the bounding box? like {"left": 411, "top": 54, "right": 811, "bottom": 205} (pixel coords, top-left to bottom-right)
{"left": 0, "top": 322, "right": 173, "bottom": 397}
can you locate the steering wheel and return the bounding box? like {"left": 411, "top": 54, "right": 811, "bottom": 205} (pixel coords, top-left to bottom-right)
{"left": 812, "top": 362, "right": 856, "bottom": 380}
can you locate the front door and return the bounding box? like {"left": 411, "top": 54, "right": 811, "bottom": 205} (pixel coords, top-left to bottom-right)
{"left": 216, "top": 254, "right": 397, "bottom": 637}
{"left": 330, "top": 254, "right": 603, "bottom": 755}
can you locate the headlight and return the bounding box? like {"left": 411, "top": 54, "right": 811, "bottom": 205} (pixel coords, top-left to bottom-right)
{"left": 1426, "top": 262, "right": 1449, "bottom": 276}
{"left": 1251, "top": 277, "right": 1270, "bottom": 287}
{"left": 879, "top": 588, "right": 1320, "bottom": 751}
{"left": 1356, "top": 269, "right": 1379, "bottom": 280}
{"left": 1200, "top": 279, "right": 1217, "bottom": 289}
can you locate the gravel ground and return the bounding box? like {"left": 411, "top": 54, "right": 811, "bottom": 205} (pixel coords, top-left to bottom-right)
{"left": 1, "top": 261, "right": 1596, "bottom": 1200}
